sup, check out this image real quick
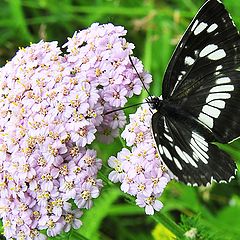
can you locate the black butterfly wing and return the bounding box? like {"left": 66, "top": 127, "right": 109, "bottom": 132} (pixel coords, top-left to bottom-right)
{"left": 151, "top": 111, "right": 237, "bottom": 186}
{"left": 162, "top": 0, "right": 240, "bottom": 99}
{"left": 162, "top": 0, "right": 240, "bottom": 143}
{"left": 181, "top": 67, "right": 240, "bottom": 144}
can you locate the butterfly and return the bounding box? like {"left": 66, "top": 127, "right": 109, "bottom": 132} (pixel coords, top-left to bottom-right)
{"left": 148, "top": 0, "right": 239, "bottom": 186}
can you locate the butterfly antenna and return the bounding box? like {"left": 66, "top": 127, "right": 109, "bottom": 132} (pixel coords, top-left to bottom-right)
{"left": 104, "top": 56, "right": 154, "bottom": 116}
{"left": 129, "top": 56, "right": 152, "bottom": 98}
{"left": 104, "top": 102, "right": 149, "bottom": 115}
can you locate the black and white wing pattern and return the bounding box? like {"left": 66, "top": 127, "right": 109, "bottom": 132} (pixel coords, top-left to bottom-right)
{"left": 151, "top": 111, "right": 236, "bottom": 186}
{"left": 162, "top": 0, "right": 240, "bottom": 143}
{"left": 151, "top": 0, "right": 239, "bottom": 185}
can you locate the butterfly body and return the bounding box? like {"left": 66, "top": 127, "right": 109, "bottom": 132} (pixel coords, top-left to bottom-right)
{"left": 150, "top": 0, "right": 239, "bottom": 186}
{"left": 150, "top": 97, "right": 213, "bottom": 139}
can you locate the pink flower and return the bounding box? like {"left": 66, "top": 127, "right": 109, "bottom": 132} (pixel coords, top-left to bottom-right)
{"left": 136, "top": 194, "right": 163, "bottom": 215}
{"left": 102, "top": 106, "right": 126, "bottom": 129}
{"left": 0, "top": 22, "right": 151, "bottom": 239}
{"left": 97, "top": 125, "right": 119, "bottom": 144}
{"left": 71, "top": 123, "right": 97, "bottom": 147}
{"left": 108, "top": 156, "right": 126, "bottom": 183}
{"left": 108, "top": 105, "right": 173, "bottom": 215}
{"left": 75, "top": 182, "right": 100, "bottom": 209}
{"left": 103, "top": 85, "right": 128, "bottom": 107}
{"left": 46, "top": 220, "right": 63, "bottom": 237}
{"left": 62, "top": 209, "right": 82, "bottom": 232}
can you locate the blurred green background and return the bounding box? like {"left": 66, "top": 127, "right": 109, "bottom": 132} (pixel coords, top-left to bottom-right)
{"left": 1, "top": 0, "right": 240, "bottom": 239}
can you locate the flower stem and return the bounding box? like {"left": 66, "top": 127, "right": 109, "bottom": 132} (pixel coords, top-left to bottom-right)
{"left": 118, "top": 136, "right": 127, "bottom": 148}
{"left": 152, "top": 213, "right": 185, "bottom": 238}
{"left": 123, "top": 193, "right": 184, "bottom": 238}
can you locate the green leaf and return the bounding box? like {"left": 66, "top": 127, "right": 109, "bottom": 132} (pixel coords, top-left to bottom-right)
{"left": 212, "top": 206, "right": 240, "bottom": 239}
{"left": 77, "top": 187, "right": 121, "bottom": 240}
{"left": 8, "top": 0, "right": 33, "bottom": 41}
{"left": 152, "top": 213, "right": 185, "bottom": 238}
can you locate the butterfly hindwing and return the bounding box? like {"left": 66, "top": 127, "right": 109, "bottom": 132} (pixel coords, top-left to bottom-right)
{"left": 151, "top": 111, "right": 237, "bottom": 186}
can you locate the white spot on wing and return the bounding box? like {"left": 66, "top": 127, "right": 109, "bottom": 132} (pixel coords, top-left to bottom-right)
{"left": 215, "top": 65, "right": 223, "bottom": 76}
{"left": 199, "top": 44, "right": 218, "bottom": 58}
{"left": 195, "top": 138, "right": 208, "bottom": 152}
{"left": 194, "top": 50, "right": 199, "bottom": 56}
{"left": 208, "top": 49, "right": 226, "bottom": 60}
{"left": 183, "top": 151, "right": 198, "bottom": 168}
{"left": 210, "top": 85, "right": 234, "bottom": 93}
{"left": 210, "top": 176, "right": 214, "bottom": 184}
{"left": 174, "top": 158, "right": 183, "bottom": 170}
{"left": 207, "top": 23, "right": 218, "bottom": 33}
{"left": 206, "top": 182, "right": 211, "bottom": 187}
{"left": 171, "top": 80, "right": 181, "bottom": 95}
{"left": 163, "top": 117, "right": 169, "bottom": 133}
{"left": 202, "top": 105, "right": 221, "bottom": 118}
{"left": 216, "top": 77, "right": 231, "bottom": 84}
{"left": 206, "top": 93, "right": 231, "bottom": 102}
{"left": 158, "top": 144, "right": 163, "bottom": 154}
{"left": 175, "top": 146, "right": 189, "bottom": 163}
{"left": 185, "top": 56, "right": 195, "bottom": 66}
{"left": 192, "top": 132, "right": 208, "bottom": 147}
{"left": 198, "top": 113, "right": 213, "bottom": 128}
{"left": 191, "top": 139, "right": 209, "bottom": 160}
{"left": 193, "top": 150, "right": 208, "bottom": 164}
{"left": 162, "top": 146, "right": 172, "bottom": 160}
{"left": 190, "top": 138, "right": 209, "bottom": 163}
{"left": 219, "top": 180, "right": 227, "bottom": 184}
{"left": 194, "top": 22, "right": 208, "bottom": 35}
{"left": 164, "top": 133, "right": 173, "bottom": 142}
{"left": 191, "top": 19, "right": 199, "bottom": 31}
{"left": 209, "top": 100, "right": 226, "bottom": 109}
{"left": 216, "top": 65, "right": 223, "bottom": 71}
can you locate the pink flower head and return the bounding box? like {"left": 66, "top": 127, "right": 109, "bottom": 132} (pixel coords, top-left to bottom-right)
{"left": 0, "top": 22, "right": 151, "bottom": 239}
{"left": 108, "top": 104, "right": 173, "bottom": 215}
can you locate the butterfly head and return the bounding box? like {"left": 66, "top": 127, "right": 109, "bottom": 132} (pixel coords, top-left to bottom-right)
{"left": 147, "top": 96, "right": 163, "bottom": 110}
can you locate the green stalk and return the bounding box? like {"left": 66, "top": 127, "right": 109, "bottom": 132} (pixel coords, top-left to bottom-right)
{"left": 152, "top": 213, "right": 185, "bottom": 238}
{"left": 70, "top": 231, "right": 90, "bottom": 240}
{"left": 8, "top": 0, "right": 33, "bottom": 41}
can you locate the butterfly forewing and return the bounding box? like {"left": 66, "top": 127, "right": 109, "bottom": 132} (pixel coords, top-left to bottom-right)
{"left": 152, "top": 0, "right": 239, "bottom": 185}
{"left": 162, "top": 0, "right": 240, "bottom": 102}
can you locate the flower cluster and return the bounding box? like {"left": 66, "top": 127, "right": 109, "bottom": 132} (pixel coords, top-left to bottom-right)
{"left": 108, "top": 105, "right": 173, "bottom": 215}
{"left": 0, "top": 23, "right": 151, "bottom": 239}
